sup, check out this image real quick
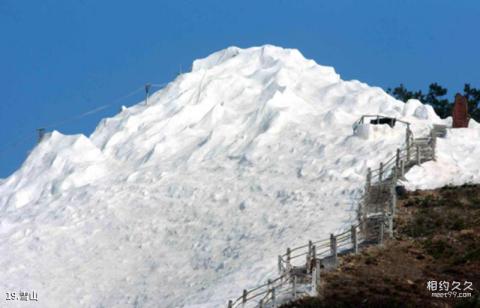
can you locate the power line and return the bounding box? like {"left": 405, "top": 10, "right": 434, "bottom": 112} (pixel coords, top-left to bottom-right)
{"left": 0, "top": 82, "right": 169, "bottom": 158}
{"left": 41, "top": 82, "right": 171, "bottom": 129}
{"left": 42, "top": 85, "right": 145, "bottom": 129}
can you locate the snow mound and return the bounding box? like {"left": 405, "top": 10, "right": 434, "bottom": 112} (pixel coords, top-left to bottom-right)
{"left": 403, "top": 126, "right": 480, "bottom": 190}
{"left": 1, "top": 45, "right": 479, "bottom": 307}
{"left": 0, "top": 131, "right": 108, "bottom": 209}
{"left": 402, "top": 99, "right": 442, "bottom": 122}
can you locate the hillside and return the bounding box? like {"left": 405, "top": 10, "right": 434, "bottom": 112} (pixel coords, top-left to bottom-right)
{"left": 282, "top": 184, "right": 480, "bottom": 307}
{"left": 1, "top": 45, "right": 480, "bottom": 307}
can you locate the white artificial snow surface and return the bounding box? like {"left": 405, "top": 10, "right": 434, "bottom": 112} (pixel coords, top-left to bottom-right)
{"left": 0, "top": 45, "right": 479, "bottom": 307}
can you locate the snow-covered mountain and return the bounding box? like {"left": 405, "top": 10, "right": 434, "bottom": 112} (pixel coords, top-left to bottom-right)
{"left": 1, "top": 45, "right": 479, "bottom": 307}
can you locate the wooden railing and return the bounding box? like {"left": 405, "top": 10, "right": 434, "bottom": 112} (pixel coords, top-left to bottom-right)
{"left": 227, "top": 119, "right": 442, "bottom": 308}
{"left": 360, "top": 124, "right": 437, "bottom": 237}
{"left": 228, "top": 224, "right": 367, "bottom": 308}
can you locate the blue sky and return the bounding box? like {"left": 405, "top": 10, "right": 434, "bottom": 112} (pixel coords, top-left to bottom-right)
{"left": 0, "top": 0, "right": 479, "bottom": 177}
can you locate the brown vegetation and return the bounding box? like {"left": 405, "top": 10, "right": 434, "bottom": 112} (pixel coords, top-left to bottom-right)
{"left": 282, "top": 184, "right": 480, "bottom": 308}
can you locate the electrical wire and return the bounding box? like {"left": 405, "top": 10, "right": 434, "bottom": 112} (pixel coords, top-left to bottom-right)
{"left": 0, "top": 82, "right": 168, "bottom": 158}
{"left": 42, "top": 85, "right": 145, "bottom": 129}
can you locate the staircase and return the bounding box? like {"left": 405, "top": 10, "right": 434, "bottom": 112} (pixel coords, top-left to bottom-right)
{"left": 360, "top": 125, "right": 447, "bottom": 235}
{"left": 227, "top": 123, "right": 447, "bottom": 308}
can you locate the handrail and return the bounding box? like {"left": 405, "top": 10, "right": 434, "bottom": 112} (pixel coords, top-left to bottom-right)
{"left": 291, "top": 251, "right": 308, "bottom": 259}
{"left": 230, "top": 274, "right": 290, "bottom": 307}
{"left": 231, "top": 222, "right": 361, "bottom": 307}
{"left": 312, "top": 241, "right": 331, "bottom": 250}
{"left": 288, "top": 242, "right": 311, "bottom": 253}
{"left": 229, "top": 126, "right": 439, "bottom": 308}
{"left": 311, "top": 238, "right": 330, "bottom": 246}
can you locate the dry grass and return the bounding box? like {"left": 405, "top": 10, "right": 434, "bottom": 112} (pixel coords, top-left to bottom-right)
{"left": 282, "top": 184, "right": 480, "bottom": 308}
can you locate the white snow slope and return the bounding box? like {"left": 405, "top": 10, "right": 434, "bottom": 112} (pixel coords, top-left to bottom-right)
{"left": 1, "top": 45, "right": 479, "bottom": 308}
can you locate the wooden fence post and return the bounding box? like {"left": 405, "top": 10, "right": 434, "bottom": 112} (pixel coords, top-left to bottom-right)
{"left": 292, "top": 275, "right": 297, "bottom": 298}
{"left": 266, "top": 279, "right": 277, "bottom": 308}
{"left": 307, "top": 240, "right": 313, "bottom": 273}
{"left": 259, "top": 299, "right": 264, "bottom": 308}
{"left": 360, "top": 216, "right": 366, "bottom": 241}
{"left": 306, "top": 255, "right": 310, "bottom": 274}
{"left": 379, "top": 162, "right": 384, "bottom": 182}
{"left": 351, "top": 225, "right": 358, "bottom": 254}
{"left": 312, "top": 261, "right": 321, "bottom": 296}
{"left": 228, "top": 300, "right": 232, "bottom": 308}
{"left": 278, "top": 255, "right": 282, "bottom": 274}
{"left": 358, "top": 201, "right": 364, "bottom": 226}
{"left": 330, "top": 234, "right": 337, "bottom": 266}
{"left": 242, "top": 289, "right": 247, "bottom": 306}
{"left": 416, "top": 144, "right": 421, "bottom": 165}
{"left": 286, "top": 248, "right": 291, "bottom": 271}
{"left": 388, "top": 214, "right": 393, "bottom": 238}
{"left": 271, "top": 287, "right": 276, "bottom": 308}
{"left": 396, "top": 148, "right": 400, "bottom": 170}
{"left": 310, "top": 245, "right": 317, "bottom": 267}
{"left": 390, "top": 184, "right": 396, "bottom": 216}
{"left": 392, "top": 166, "right": 397, "bottom": 182}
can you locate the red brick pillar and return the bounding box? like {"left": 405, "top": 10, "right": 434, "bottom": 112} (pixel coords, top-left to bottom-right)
{"left": 452, "top": 94, "right": 470, "bottom": 128}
